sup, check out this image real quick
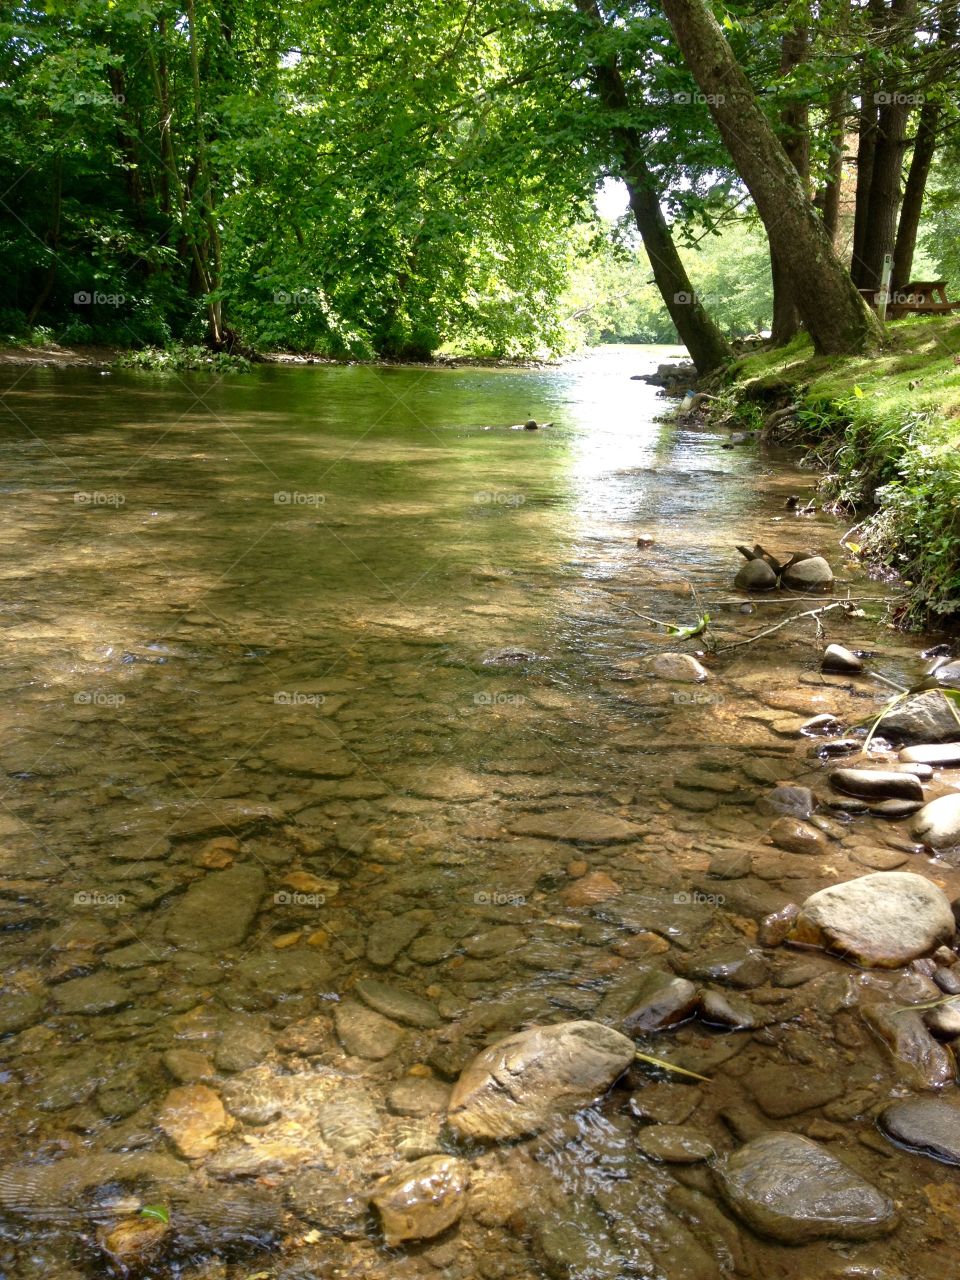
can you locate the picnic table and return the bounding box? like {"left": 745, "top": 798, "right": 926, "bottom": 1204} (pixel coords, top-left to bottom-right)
{"left": 859, "top": 279, "right": 960, "bottom": 317}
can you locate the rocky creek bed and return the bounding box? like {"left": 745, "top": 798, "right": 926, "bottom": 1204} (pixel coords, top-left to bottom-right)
{"left": 0, "top": 349, "right": 959, "bottom": 1280}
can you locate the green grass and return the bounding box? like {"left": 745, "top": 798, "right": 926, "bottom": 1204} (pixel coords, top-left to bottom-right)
{"left": 723, "top": 315, "right": 960, "bottom": 624}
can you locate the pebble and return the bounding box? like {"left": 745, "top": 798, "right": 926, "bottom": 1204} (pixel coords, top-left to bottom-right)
{"left": 334, "top": 1002, "right": 403, "bottom": 1060}
{"left": 923, "top": 995, "right": 960, "bottom": 1038}
{"left": 758, "top": 903, "right": 800, "bottom": 946}
{"left": 768, "top": 817, "right": 824, "bottom": 854}
{"left": 861, "top": 1003, "right": 956, "bottom": 1089}
{"left": 561, "top": 870, "right": 622, "bottom": 907}
{"left": 366, "top": 909, "right": 431, "bottom": 966}
{"left": 387, "top": 1076, "right": 451, "bottom": 1117}
{"left": 650, "top": 652, "right": 711, "bottom": 682}
{"left": 629, "top": 1082, "right": 701, "bottom": 1125}
{"left": 635, "top": 1124, "right": 714, "bottom": 1163}
{"left": 757, "top": 785, "right": 815, "bottom": 819}
{"left": 370, "top": 1155, "right": 470, "bottom": 1246}
{"left": 157, "top": 1084, "right": 229, "bottom": 1158}
{"left": 355, "top": 979, "right": 442, "bottom": 1028}
{"left": 620, "top": 971, "right": 700, "bottom": 1032}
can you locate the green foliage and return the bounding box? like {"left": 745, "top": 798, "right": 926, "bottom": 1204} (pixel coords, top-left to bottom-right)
{"left": 726, "top": 316, "right": 960, "bottom": 622}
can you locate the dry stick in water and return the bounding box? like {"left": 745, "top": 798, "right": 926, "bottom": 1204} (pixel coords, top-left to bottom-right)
{"left": 715, "top": 601, "right": 857, "bottom": 652}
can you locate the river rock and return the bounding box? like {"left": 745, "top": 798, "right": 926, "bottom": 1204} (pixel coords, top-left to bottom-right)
{"left": 822, "top": 644, "right": 863, "bottom": 674}
{"left": 446, "top": 1021, "right": 635, "bottom": 1139}
{"left": 635, "top": 1124, "right": 714, "bottom": 1163}
{"left": 165, "top": 864, "right": 265, "bottom": 952}
{"left": 714, "top": 1132, "right": 896, "bottom": 1243}
{"left": 370, "top": 1155, "right": 469, "bottom": 1246}
{"left": 861, "top": 1003, "right": 955, "bottom": 1089}
{"left": 880, "top": 1096, "right": 960, "bottom": 1164}
{"left": 923, "top": 994, "right": 960, "bottom": 1037}
{"left": 900, "top": 742, "right": 960, "bottom": 766}
{"left": 52, "top": 974, "right": 131, "bottom": 1015}
{"left": 317, "top": 1086, "right": 380, "bottom": 1154}
{"left": 780, "top": 555, "right": 834, "bottom": 590}
{"left": 629, "top": 1082, "right": 701, "bottom": 1125}
{"left": 650, "top": 653, "right": 710, "bottom": 683}
{"left": 758, "top": 902, "right": 800, "bottom": 946}
{"left": 286, "top": 1170, "right": 369, "bottom": 1237}
{"left": 829, "top": 768, "right": 923, "bottom": 802}
{"left": 620, "top": 970, "right": 700, "bottom": 1031}
{"left": 334, "top": 1002, "right": 403, "bottom": 1060}
{"left": 768, "top": 817, "right": 824, "bottom": 854}
{"left": 788, "top": 872, "right": 955, "bottom": 967}
{"left": 355, "top": 979, "right": 441, "bottom": 1028}
{"left": 933, "top": 659, "right": 960, "bottom": 687}
{"left": 869, "top": 797, "right": 924, "bottom": 819}
{"left": 910, "top": 793, "right": 960, "bottom": 849}
{"left": 366, "top": 909, "right": 430, "bottom": 966}
{"left": 879, "top": 691, "right": 960, "bottom": 743}
{"left": 157, "top": 1084, "right": 229, "bottom": 1159}
{"left": 508, "top": 810, "right": 641, "bottom": 843}
{"left": 757, "top": 785, "right": 815, "bottom": 820}
{"left": 0, "top": 992, "right": 46, "bottom": 1036}
{"left": 561, "top": 870, "right": 622, "bottom": 907}
{"left": 387, "top": 1076, "right": 451, "bottom": 1117}
{"left": 735, "top": 559, "right": 777, "bottom": 591}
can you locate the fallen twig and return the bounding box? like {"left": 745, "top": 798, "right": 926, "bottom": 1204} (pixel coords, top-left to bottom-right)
{"left": 715, "top": 601, "right": 850, "bottom": 652}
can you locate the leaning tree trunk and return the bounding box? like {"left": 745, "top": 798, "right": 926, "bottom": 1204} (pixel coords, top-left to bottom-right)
{"left": 850, "top": 0, "right": 885, "bottom": 285}
{"left": 575, "top": 0, "right": 731, "bottom": 374}
{"left": 771, "top": 20, "right": 810, "bottom": 346}
{"left": 660, "top": 0, "right": 882, "bottom": 355}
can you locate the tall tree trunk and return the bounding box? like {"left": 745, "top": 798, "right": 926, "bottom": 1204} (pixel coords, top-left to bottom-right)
{"left": 771, "top": 20, "right": 810, "bottom": 346}
{"left": 185, "top": 0, "right": 225, "bottom": 346}
{"left": 659, "top": 0, "right": 882, "bottom": 355}
{"left": 850, "top": 0, "right": 885, "bottom": 285}
{"left": 891, "top": 101, "right": 938, "bottom": 289}
{"left": 26, "top": 155, "right": 62, "bottom": 327}
{"left": 815, "top": 92, "right": 847, "bottom": 246}
{"left": 575, "top": 0, "right": 732, "bottom": 374}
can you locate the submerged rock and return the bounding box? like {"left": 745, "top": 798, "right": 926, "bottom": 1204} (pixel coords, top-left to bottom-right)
{"left": 334, "top": 1002, "right": 403, "bottom": 1060}
{"left": 355, "top": 979, "right": 441, "bottom": 1028}
{"left": 880, "top": 1096, "right": 960, "bottom": 1164}
{"left": 650, "top": 652, "right": 710, "bottom": 683}
{"left": 157, "top": 1084, "right": 229, "bottom": 1159}
{"left": 635, "top": 1124, "right": 714, "bottom": 1163}
{"left": 165, "top": 864, "right": 265, "bottom": 953}
{"left": 757, "top": 785, "right": 815, "bottom": 820}
{"left": 371, "top": 1155, "right": 469, "bottom": 1246}
{"left": 446, "top": 1021, "right": 635, "bottom": 1139}
{"left": 861, "top": 1004, "right": 955, "bottom": 1089}
{"left": 788, "top": 872, "right": 955, "bottom": 968}
{"left": 910, "top": 793, "right": 960, "bottom": 850}
{"left": 509, "top": 810, "right": 641, "bottom": 843}
{"left": 620, "top": 969, "right": 700, "bottom": 1032}
{"left": 713, "top": 1132, "right": 897, "bottom": 1243}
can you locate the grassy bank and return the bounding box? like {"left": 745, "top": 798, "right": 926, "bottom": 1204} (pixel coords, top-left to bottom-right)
{"left": 716, "top": 315, "right": 960, "bottom": 626}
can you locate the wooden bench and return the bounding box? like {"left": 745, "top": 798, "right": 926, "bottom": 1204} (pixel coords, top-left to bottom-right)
{"left": 859, "top": 280, "right": 960, "bottom": 317}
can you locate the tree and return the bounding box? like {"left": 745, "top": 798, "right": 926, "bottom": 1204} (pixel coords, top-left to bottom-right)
{"left": 659, "top": 0, "right": 883, "bottom": 354}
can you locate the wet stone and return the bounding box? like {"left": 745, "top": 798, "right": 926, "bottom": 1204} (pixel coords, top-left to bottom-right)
{"left": 880, "top": 691, "right": 960, "bottom": 743}
{"left": 317, "top": 1086, "right": 379, "bottom": 1154}
{"left": 334, "top": 1002, "right": 403, "bottom": 1060}
{"left": 757, "top": 786, "right": 815, "bottom": 820}
{"left": 900, "top": 742, "right": 960, "bottom": 767}
{"left": 447, "top": 1021, "right": 635, "bottom": 1139}
{"left": 165, "top": 864, "right": 265, "bottom": 953}
{"left": 635, "top": 1124, "right": 714, "bottom": 1163}
{"left": 366, "top": 909, "right": 431, "bottom": 967}
{"left": 214, "top": 1022, "right": 274, "bottom": 1073}
{"left": 880, "top": 1096, "right": 960, "bottom": 1164}
{"left": 561, "top": 870, "right": 622, "bottom": 907}
{"left": 355, "top": 978, "right": 442, "bottom": 1028}
{"left": 768, "top": 817, "right": 824, "bottom": 855}
{"left": 911, "top": 793, "right": 960, "bottom": 850}
{"left": 678, "top": 947, "right": 768, "bottom": 990}
{"left": 628, "top": 1082, "right": 701, "bottom": 1126}
{"left": 700, "top": 989, "right": 770, "bottom": 1030}
{"left": 650, "top": 652, "right": 710, "bottom": 683}
{"left": 408, "top": 934, "right": 455, "bottom": 964}
{"left": 620, "top": 971, "right": 700, "bottom": 1032}
{"left": 157, "top": 1083, "right": 229, "bottom": 1159}
{"left": 387, "top": 1076, "right": 451, "bottom": 1117}
{"left": 714, "top": 1132, "right": 896, "bottom": 1243}
{"left": 462, "top": 926, "right": 525, "bottom": 958}
{"left": 52, "top": 974, "right": 131, "bottom": 1016}
{"left": 285, "top": 1171, "right": 369, "bottom": 1236}
{"left": 0, "top": 991, "right": 46, "bottom": 1036}
{"left": 745, "top": 1063, "right": 845, "bottom": 1117}
{"left": 162, "top": 1048, "right": 215, "bottom": 1083}
{"left": 507, "top": 809, "right": 641, "bottom": 843}
{"left": 830, "top": 768, "right": 924, "bottom": 802}
{"left": 371, "top": 1154, "right": 469, "bottom": 1246}
{"left": 868, "top": 797, "right": 924, "bottom": 819}
{"left": 924, "top": 996, "right": 960, "bottom": 1037}
{"left": 852, "top": 847, "right": 911, "bottom": 870}
{"left": 861, "top": 1003, "right": 956, "bottom": 1089}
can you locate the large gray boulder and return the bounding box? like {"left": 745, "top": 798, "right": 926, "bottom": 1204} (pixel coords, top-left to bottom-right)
{"left": 446, "top": 1021, "right": 635, "bottom": 1140}
{"left": 714, "top": 1132, "right": 897, "bottom": 1243}
{"left": 787, "top": 871, "right": 955, "bottom": 968}
{"left": 878, "top": 691, "right": 960, "bottom": 744}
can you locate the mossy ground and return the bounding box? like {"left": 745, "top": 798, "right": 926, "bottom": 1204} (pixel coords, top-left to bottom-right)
{"left": 721, "top": 316, "right": 960, "bottom": 625}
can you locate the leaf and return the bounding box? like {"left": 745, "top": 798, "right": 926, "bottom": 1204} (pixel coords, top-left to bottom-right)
{"left": 139, "top": 1205, "right": 170, "bottom": 1225}
{"left": 634, "top": 1051, "right": 710, "bottom": 1082}
{"left": 853, "top": 385, "right": 865, "bottom": 398}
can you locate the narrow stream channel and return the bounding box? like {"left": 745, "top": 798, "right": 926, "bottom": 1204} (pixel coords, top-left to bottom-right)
{"left": 0, "top": 346, "right": 956, "bottom": 1280}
